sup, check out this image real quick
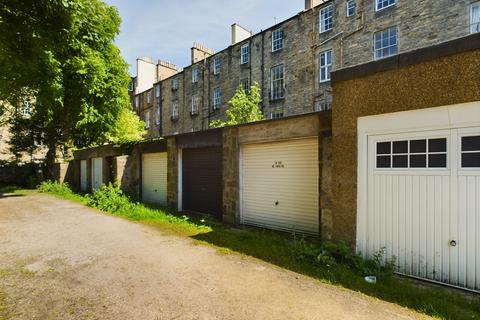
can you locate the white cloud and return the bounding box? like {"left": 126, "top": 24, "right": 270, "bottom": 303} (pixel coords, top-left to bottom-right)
{"left": 105, "top": 0, "right": 303, "bottom": 74}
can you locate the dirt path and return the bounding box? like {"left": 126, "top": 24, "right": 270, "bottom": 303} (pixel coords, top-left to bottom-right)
{"left": 0, "top": 193, "right": 429, "bottom": 320}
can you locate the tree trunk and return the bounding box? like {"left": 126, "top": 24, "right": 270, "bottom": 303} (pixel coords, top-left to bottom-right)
{"left": 44, "top": 142, "right": 57, "bottom": 180}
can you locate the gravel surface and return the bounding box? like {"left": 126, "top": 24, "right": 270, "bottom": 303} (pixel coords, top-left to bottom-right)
{"left": 0, "top": 193, "right": 429, "bottom": 319}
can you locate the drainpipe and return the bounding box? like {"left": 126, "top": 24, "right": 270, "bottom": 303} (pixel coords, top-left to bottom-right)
{"left": 261, "top": 32, "right": 265, "bottom": 113}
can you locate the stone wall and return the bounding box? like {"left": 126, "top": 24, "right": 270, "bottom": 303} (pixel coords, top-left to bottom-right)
{"left": 166, "top": 137, "right": 178, "bottom": 209}
{"left": 134, "top": 0, "right": 477, "bottom": 138}
{"left": 114, "top": 151, "right": 140, "bottom": 199}
{"left": 331, "top": 43, "right": 480, "bottom": 245}
{"left": 221, "top": 112, "right": 333, "bottom": 238}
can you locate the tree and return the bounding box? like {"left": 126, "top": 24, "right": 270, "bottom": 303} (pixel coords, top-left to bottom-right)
{"left": 0, "top": 0, "right": 143, "bottom": 170}
{"left": 210, "top": 83, "right": 264, "bottom": 128}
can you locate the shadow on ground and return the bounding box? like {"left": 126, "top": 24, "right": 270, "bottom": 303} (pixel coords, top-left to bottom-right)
{"left": 0, "top": 186, "right": 26, "bottom": 199}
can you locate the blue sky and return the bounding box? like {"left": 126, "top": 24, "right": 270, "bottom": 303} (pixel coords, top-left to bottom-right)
{"left": 104, "top": 0, "right": 303, "bottom": 74}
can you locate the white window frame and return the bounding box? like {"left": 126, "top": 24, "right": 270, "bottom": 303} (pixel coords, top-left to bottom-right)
{"left": 213, "top": 56, "right": 221, "bottom": 75}
{"left": 213, "top": 88, "right": 221, "bottom": 109}
{"left": 375, "top": 137, "right": 449, "bottom": 170}
{"left": 270, "top": 112, "right": 284, "bottom": 120}
{"left": 192, "top": 67, "right": 199, "bottom": 83}
{"left": 374, "top": 26, "right": 398, "bottom": 60}
{"left": 172, "top": 103, "right": 178, "bottom": 120}
{"left": 270, "top": 65, "right": 285, "bottom": 100}
{"left": 147, "top": 90, "right": 152, "bottom": 104}
{"left": 272, "top": 29, "right": 284, "bottom": 52}
{"left": 191, "top": 95, "right": 198, "bottom": 115}
{"left": 240, "top": 78, "right": 250, "bottom": 93}
{"left": 375, "top": 0, "right": 396, "bottom": 12}
{"left": 319, "top": 49, "right": 333, "bottom": 83}
{"left": 21, "top": 100, "right": 30, "bottom": 117}
{"left": 320, "top": 5, "right": 333, "bottom": 33}
{"left": 471, "top": 2, "right": 480, "bottom": 34}
{"left": 155, "top": 106, "right": 160, "bottom": 125}
{"left": 460, "top": 134, "right": 480, "bottom": 169}
{"left": 172, "top": 78, "right": 178, "bottom": 90}
{"left": 240, "top": 44, "right": 249, "bottom": 65}
{"left": 155, "top": 84, "right": 161, "bottom": 98}
{"left": 145, "top": 111, "right": 150, "bottom": 129}
{"left": 134, "top": 96, "right": 139, "bottom": 109}
{"left": 347, "top": 0, "right": 356, "bottom": 17}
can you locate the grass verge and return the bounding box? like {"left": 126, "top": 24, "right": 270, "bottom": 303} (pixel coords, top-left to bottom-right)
{"left": 30, "top": 182, "right": 480, "bottom": 319}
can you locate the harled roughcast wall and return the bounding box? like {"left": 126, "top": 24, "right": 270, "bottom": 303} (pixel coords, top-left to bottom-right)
{"left": 331, "top": 46, "right": 480, "bottom": 245}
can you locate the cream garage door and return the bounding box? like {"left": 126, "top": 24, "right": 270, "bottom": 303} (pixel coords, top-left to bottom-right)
{"left": 241, "top": 138, "right": 319, "bottom": 235}
{"left": 360, "top": 126, "right": 480, "bottom": 291}
{"left": 80, "top": 160, "right": 87, "bottom": 192}
{"left": 142, "top": 153, "right": 167, "bottom": 206}
{"left": 91, "top": 158, "right": 103, "bottom": 191}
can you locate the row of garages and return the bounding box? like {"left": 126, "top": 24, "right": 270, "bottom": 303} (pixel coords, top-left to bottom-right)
{"left": 69, "top": 34, "right": 480, "bottom": 292}
{"left": 74, "top": 114, "right": 328, "bottom": 236}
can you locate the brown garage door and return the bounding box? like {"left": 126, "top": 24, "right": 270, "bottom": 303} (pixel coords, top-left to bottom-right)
{"left": 182, "top": 147, "right": 223, "bottom": 218}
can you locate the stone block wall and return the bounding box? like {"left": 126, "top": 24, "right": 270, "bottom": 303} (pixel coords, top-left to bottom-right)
{"left": 114, "top": 151, "right": 140, "bottom": 199}
{"left": 134, "top": 0, "right": 476, "bottom": 138}
{"left": 166, "top": 137, "right": 178, "bottom": 209}
{"left": 222, "top": 127, "right": 239, "bottom": 224}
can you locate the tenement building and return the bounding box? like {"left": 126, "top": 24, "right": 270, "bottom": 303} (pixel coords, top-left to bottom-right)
{"left": 132, "top": 0, "right": 480, "bottom": 137}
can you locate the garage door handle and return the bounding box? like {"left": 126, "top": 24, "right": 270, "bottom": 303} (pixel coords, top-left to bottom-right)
{"left": 450, "top": 240, "right": 457, "bottom": 247}
{"left": 275, "top": 201, "right": 279, "bottom": 206}
{"left": 154, "top": 189, "right": 157, "bottom": 193}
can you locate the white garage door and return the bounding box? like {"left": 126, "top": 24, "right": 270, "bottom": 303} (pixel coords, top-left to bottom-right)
{"left": 91, "top": 158, "right": 103, "bottom": 191}
{"left": 80, "top": 160, "right": 87, "bottom": 192}
{"left": 358, "top": 102, "right": 480, "bottom": 291}
{"left": 241, "top": 138, "right": 319, "bottom": 235}
{"left": 142, "top": 153, "right": 167, "bottom": 206}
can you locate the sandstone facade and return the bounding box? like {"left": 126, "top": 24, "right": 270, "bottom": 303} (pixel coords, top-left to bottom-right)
{"left": 133, "top": 0, "right": 478, "bottom": 137}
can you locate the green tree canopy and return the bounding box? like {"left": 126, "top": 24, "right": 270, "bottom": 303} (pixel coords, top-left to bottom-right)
{"left": 0, "top": 0, "right": 143, "bottom": 166}
{"left": 211, "top": 83, "right": 264, "bottom": 128}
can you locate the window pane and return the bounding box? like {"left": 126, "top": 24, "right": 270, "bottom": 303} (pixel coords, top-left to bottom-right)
{"left": 410, "top": 155, "right": 427, "bottom": 168}
{"left": 410, "top": 140, "right": 426, "bottom": 153}
{"left": 393, "top": 155, "right": 408, "bottom": 168}
{"left": 377, "top": 142, "right": 391, "bottom": 155}
{"left": 377, "top": 156, "right": 391, "bottom": 168}
{"left": 428, "top": 138, "right": 447, "bottom": 153}
{"left": 462, "top": 136, "right": 480, "bottom": 152}
{"left": 462, "top": 153, "right": 480, "bottom": 168}
{"left": 428, "top": 154, "right": 447, "bottom": 168}
{"left": 393, "top": 141, "right": 408, "bottom": 154}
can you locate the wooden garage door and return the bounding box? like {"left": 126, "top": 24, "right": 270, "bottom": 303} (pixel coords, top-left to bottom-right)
{"left": 241, "top": 138, "right": 319, "bottom": 235}
{"left": 142, "top": 153, "right": 167, "bottom": 206}
{"left": 182, "top": 147, "right": 223, "bottom": 218}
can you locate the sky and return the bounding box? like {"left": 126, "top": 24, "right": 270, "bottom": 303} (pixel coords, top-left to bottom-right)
{"left": 104, "top": 0, "right": 303, "bottom": 75}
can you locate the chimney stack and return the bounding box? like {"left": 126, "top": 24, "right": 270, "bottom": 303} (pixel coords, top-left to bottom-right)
{"left": 156, "top": 60, "right": 180, "bottom": 81}
{"left": 191, "top": 42, "right": 215, "bottom": 64}
{"left": 231, "top": 23, "right": 252, "bottom": 45}
{"left": 305, "top": 0, "right": 328, "bottom": 10}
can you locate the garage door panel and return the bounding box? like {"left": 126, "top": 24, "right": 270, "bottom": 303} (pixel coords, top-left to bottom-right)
{"left": 242, "top": 138, "right": 319, "bottom": 235}
{"left": 362, "top": 124, "right": 480, "bottom": 291}
{"left": 182, "top": 147, "right": 222, "bottom": 217}
{"left": 142, "top": 153, "right": 167, "bottom": 206}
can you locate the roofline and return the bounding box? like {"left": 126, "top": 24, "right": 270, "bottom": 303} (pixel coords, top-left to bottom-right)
{"left": 332, "top": 33, "right": 480, "bottom": 83}
{"left": 151, "top": 2, "right": 332, "bottom": 87}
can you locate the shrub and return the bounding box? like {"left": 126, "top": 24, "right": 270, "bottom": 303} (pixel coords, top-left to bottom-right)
{"left": 86, "top": 183, "right": 135, "bottom": 213}
{"left": 38, "top": 181, "right": 75, "bottom": 196}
